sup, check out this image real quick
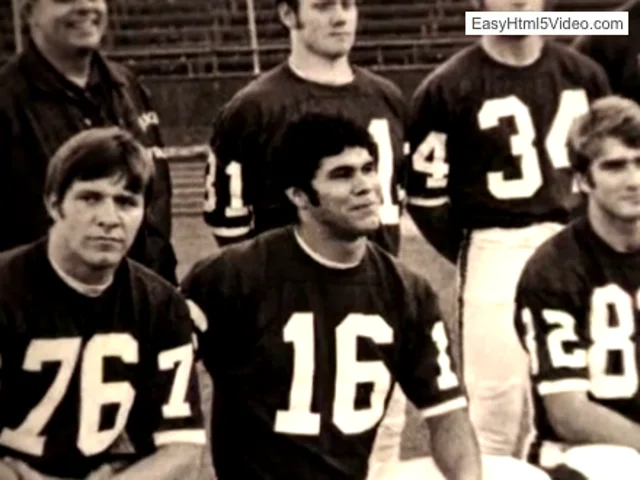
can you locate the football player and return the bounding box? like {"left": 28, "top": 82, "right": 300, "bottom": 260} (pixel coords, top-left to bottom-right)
{"left": 204, "top": 0, "right": 409, "bottom": 465}
{"left": 184, "top": 113, "right": 552, "bottom": 480}
{"left": 405, "top": 0, "right": 611, "bottom": 458}
{"left": 0, "top": 127, "right": 206, "bottom": 479}
{"left": 514, "top": 95, "right": 640, "bottom": 479}
{"left": 574, "top": 0, "right": 640, "bottom": 105}
{"left": 204, "top": 0, "right": 406, "bottom": 256}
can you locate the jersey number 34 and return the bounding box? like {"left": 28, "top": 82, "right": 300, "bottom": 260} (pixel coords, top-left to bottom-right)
{"left": 414, "top": 89, "right": 589, "bottom": 200}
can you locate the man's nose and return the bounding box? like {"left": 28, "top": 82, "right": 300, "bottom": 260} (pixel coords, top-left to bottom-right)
{"left": 95, "top": 200, "right": 120, "bottom": 226}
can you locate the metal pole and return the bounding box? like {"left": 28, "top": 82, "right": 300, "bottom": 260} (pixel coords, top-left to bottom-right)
{"left": 11, "top": 0, "right": 23, "bottom": 53}
{"left": 245, "top": 0, "right": 261, "bottom": 74}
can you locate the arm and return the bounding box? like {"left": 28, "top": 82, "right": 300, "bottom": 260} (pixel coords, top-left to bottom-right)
{"left": 427, "top": 408, "right": 482, "bottom": 480}
{"left": 543, "top": 391, "right": 640, "bottom": 450}
{"left": 405, "top": 77, "right": 460, "bottom": 264}
{"left": 108, "top": 443, "right": 202, "bottom": 480}
{"left": 204, "top": 100, "right": 258, "bottom": 248}
{"left": 397, "top": 277, "right": 481, "bottom": 479}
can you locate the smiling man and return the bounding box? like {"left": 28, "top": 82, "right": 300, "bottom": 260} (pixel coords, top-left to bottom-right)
{"left": 184, "top": 114, "right": 486, "bottom": 480}
{"left": 0, "top": 0, "right": 176, "bottom": 284}
{"left": 0, "top": 127, "right": 206, "bottom": 480}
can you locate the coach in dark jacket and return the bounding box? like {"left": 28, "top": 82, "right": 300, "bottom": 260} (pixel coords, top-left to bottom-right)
{"left": 0, "top": 0, "right": 177, "bottom": 283}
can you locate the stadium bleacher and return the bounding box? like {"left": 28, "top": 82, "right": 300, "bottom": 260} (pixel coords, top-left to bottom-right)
{"left": 0, "top": 0, "right": 626, "bottom": 214}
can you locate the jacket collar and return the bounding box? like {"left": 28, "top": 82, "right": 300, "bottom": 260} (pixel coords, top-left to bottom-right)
{"left": 19, "top": 39, "right": 126, "bottom": 96}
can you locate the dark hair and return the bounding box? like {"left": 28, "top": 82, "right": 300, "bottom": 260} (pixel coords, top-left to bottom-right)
{"left": 276, "top": 113, "right": 378, "bottom": 200}
{"left": 276, "top": 0, "right": 298, "bottom": 11}
{"left": 567, "top": 95, "right": 640, "bottom": 174}
{"left": 44, "top": 126, "right": 155, "bottom": 204}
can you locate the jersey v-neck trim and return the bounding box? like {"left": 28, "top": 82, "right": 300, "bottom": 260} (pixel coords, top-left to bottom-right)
{"left": 286, "top": 58, "right": 355, "bottom": 88}
{"left": 293, "top": 228, "right": 363, "bottom": 270}
{"left": 48, "top": 254, "right": 112, "bottom": 298}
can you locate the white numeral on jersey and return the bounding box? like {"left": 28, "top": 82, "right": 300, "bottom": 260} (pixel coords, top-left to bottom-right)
{"left": 334, "top": 314, "right": 393, "bottom": 434}
{"left": 589, "top": 285, "right": 638, "bottom": 399}
{"left": 225, "top": 161, "right": 249, "bottom": 218}
{"left": 543, "top": 309, "right": 587, "bottom": 369}
{"left": 431, "top": 321, "right": 459, "bottom": 390}
{"left": 477, "top": 89, "right": 589, "bottom": 200}
{"left": 479, "top": 96, "right": 543, "bottom": 199}
{"left": 520, "top": 308, "right": 540, "bottom": 375}
{"left": 275, "top": 313, "right": 393, "bottom": 436}
{"left": 274, "top": 313, "right": 321, "bottom": 434}
{"left": 546, "top": 90, "right": 590, "bottom": 169}
{"left": 0, "top": 339, "right": 82, "bottom": 456}
{"left": 203, "top": 147, "right": 217, "bottom": 213}
{"left": 78, "top": 334, "right": 138, "bottom": 455}
{"left": 412, "top": 131, "right": 448, "bottom": 189}
{"left": 159, "top": 344, "right": 195, "bottom": 419}
{"left": 368, "top": 119, "right": 399, "bottom": 225}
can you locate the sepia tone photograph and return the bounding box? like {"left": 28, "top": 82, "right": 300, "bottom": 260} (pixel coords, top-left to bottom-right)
{"left": 0, "top": 0, "right": 638, "bottom": 478}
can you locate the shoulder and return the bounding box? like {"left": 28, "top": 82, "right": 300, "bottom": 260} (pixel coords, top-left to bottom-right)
{"left": 221, "top": 64, "right": 291, "bottom": 117}
{"left": 0, "top": 54, "right": 26, "bottom": 109}
{"left": 411, "top": 43, "right": 480, "bottom": 104}
{"left": 0, "top": 241, "right": 45, "bottom": 301}
{"left": 354, "top": 67, "right": 406, "bottom": 105}
{"left": 126, "top": 259, "right": 186, "bottom": 311}
{"left": 544, "top": 41, "right": 609, "bottom": 82}
{"left": 518, "top": 221, "right": 586, "bottom": 295}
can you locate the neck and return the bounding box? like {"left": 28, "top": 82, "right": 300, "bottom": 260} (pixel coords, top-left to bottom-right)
{"left": 481, "top": 35, "right": 544, "bottom": 67}
{"left": 295, "top": 221, "right": 367, "bottom": 267}
{"left": 47, "top": 229, "right": 116, "bottom": 287}
{"left": 288, "top": 45, "right": 353, "bottom": 85}
{"left": 588, "top": 201, "right": 640, "bottom": 253}
{"left": 31, "top": 33, "right": 92, "bottom": 87}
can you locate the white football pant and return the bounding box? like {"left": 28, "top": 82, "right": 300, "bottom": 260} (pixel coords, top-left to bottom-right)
{"left": 539, "top": 443, "right": 640, "bottom": 480}
{"left": 370, "top": 384, "right": 407, "bottom": 464}
{"left": 460, "top": 223, "right": 564, "bottom": 457}
{"left": 368, "top": 454, "right": 551, "bottom": 480}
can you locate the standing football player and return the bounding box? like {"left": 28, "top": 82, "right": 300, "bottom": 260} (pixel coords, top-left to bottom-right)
{"left": 514, "top": 95, "right": 640, "bottom": 479}
{"left": 184, "top": 113, "right": 553, "bottom": 480}
{"left": 204, "top": 0, "right": 406, "bottom": 255}
{"left": 204, "top": 0, "right": 409, "bottom": 466}
{"left": 574, "top": 0, "right": 640, "bottom": 104}
{"left": 0, "top": 0, "right": 177, "bottom": 284}
{"left": 405, "top": 0, "right": 611, "bottom": 458}
{"left": 0, "top": 127, "right": 206, "bottom": 480}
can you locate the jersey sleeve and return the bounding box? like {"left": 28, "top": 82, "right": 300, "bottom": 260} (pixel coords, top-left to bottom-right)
{"left": 405, "top": 76, "right": 462, "bottom": 263}
{"left": 573, "top": 35, "right": 622, "bottom": 94}
{"left": 514, "top": 276, "right": 590, "bottom": 397}
{"left": 147, "top": 294, "right": 206, "bottom": 448}
{"left": 203, "top": 97, "right": 261, "bottom": 244}
{"left": 395, "top": 276, "right": 467, "bottom": 419}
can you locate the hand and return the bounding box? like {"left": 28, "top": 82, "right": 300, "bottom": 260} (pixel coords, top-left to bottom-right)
{"left": 0, "top": 459, "right": 20, "bottom": 480}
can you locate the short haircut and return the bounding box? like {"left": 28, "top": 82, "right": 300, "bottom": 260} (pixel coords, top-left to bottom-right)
{"left": 276, "top": 0, "right": 298, "bottom": 11}
{"left": 44, "top": 126, "right": 155, "bottom": 204}
{"left": 567, "top": 95, "right": 640, "bottom": 174}
{"left": 276, "top": 113, "right": 378, "bottom": 197}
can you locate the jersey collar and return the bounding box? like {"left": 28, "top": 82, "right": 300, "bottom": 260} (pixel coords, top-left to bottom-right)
{"left": 293, "top": 228, "right": 363, "bottom": 270}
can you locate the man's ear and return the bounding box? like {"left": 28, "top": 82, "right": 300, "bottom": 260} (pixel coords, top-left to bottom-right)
{"left": 285, "top": 186, "right": 310, "bottom": 210}
{"left": 575, "top": 171, "right": 593, "bottom": 195}
{"left": 44, "top": 194, "right": 63, "bottom": 222}
{"left": 277, "top": 2, "right": 299, "bottom": 30}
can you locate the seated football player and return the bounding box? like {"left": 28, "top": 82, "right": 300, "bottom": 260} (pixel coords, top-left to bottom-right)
{"left": 182, "top": 113, "right": 551, "bottom": 480}
{"left": 514, "top": 95, "right": 640, "bottom": 480}
{"left": 0, "top": 127, "right": 206, "bottom": 480}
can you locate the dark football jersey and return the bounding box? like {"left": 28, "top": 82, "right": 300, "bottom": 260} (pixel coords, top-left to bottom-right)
{"left": 407, "top": 41, "right": 610, "bottom": 230}
{"left": 574, "top": 0, "right": 640, "bottom": 104}
{"left": 0, "top": 239, "right": 205, "bottom": 478}
{"left": 182, "top": 227, "right": 466, "bottom": 480}
{"left": 514, "top": 217, "right": 640, "bottom": 463}
{"left": 204, "top": 62, "right": 407, "bottom": 255}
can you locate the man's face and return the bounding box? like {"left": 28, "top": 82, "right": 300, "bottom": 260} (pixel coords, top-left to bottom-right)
{"left": 288, "top": 0, "right": 357, "bottom": 60}
{"left": 305, "top": 146, "right": 381, "bottom": 238}
{"left": 49, "top": 175, "right": 144, "bottom": 271}
{"left": 583, "top": 136, "right": 640, "bottom": 222}
{"left": 28, "top": 0, "right": 108, "bottom": 53}
{"left": 480, "top": 0, "right": 546, "bottom": 11}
